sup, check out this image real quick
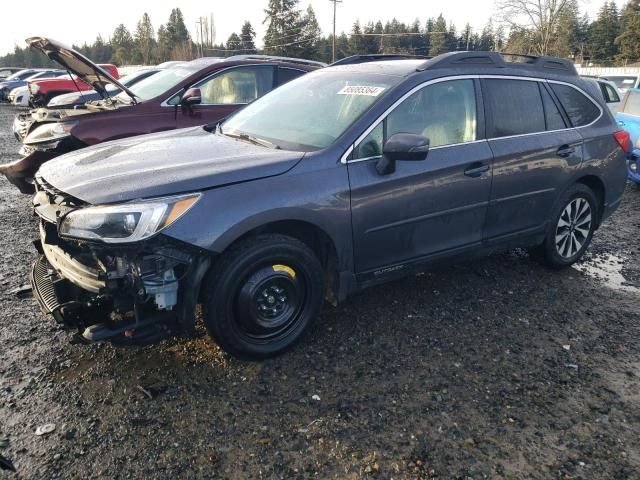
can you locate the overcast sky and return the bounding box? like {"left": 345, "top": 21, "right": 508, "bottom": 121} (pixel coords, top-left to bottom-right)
{"left": 0, "top": 0, "right": 609, "bottom": 57}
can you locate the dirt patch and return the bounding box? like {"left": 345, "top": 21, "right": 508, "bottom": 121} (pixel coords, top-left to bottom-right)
{"left": 0, "top": 105, "right": 639, "bottom": 479}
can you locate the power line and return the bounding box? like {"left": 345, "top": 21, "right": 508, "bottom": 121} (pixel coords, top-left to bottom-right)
{"left": 352, "top": 32, "right": 448, "bottom": 36}
{"left": 205, "top": 35, "right": 320, "bottom": 53}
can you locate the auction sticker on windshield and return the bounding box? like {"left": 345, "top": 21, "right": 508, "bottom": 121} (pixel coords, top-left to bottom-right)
{"left": 337, "top": 85, "right": 386, "bottom": 96}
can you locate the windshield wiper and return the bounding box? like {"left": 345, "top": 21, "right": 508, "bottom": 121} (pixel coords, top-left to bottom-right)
{"left": 223, "top": 131, "right": 280, "bottom": 149}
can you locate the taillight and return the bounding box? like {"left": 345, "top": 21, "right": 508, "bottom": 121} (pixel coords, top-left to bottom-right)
{"left": 614, "top": 130, "right": 630, "bottom": 153}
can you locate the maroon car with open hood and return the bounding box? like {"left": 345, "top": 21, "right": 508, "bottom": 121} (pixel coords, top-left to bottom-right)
{"left": 1, "top": 37, "right": 324, "bottom": 192}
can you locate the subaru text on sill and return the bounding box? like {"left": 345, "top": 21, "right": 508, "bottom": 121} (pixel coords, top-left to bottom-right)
{"left": 0, "top": 37, "right": 324, "bottom": 193}
{"left": 29, "top": 52, "right": 628, "bottom": 359}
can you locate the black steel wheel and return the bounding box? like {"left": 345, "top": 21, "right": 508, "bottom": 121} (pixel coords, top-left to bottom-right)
{"left": 203, "top": 234, "right": 324, "bottom": 359}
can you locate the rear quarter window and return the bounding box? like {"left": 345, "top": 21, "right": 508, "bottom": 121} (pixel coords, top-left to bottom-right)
{"left": 277, "top": 68, "right": 306, "bottom": 86}
{"left": 550, "top": 83, "right": 600, "bottom": 127}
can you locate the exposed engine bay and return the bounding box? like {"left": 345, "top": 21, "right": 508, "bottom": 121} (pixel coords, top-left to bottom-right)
{"left": 30, "top": 178, "right": 210, "bottom": 345}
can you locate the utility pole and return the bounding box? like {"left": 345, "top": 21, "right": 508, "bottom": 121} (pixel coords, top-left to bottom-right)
{"left": 329, "top": 0, "right": 342, "bottom": 63}
{"left": 196, "top": 17, "right": 205, "bottom": 57}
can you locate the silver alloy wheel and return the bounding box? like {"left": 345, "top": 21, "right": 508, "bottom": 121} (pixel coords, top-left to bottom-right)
{"left": 555, "top": 197, "right": 592, "bottom": 259}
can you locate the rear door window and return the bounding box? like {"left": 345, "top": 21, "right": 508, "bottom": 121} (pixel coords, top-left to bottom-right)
{"left": 549, "top": 83, "right": 600, "bottom": 127}
{"left": 484, "top": 79, "right": 545, "bottom": 137}
{"left": 196, "top": 66, "right": 275, "bottom": 105}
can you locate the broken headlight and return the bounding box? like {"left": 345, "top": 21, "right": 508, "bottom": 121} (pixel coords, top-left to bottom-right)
{"left": 24, "top": 121, "right": 78, "bottom": 145}
{"left": 59, "top": 194, "right": 200, "bottom": 243}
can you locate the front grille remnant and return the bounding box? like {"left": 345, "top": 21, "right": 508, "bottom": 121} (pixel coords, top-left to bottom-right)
{"left": 30, "top": 256, "right": 62, "bottom": 314}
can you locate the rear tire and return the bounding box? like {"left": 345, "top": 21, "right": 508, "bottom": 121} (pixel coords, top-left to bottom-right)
{"left": 534, "top": 183, "right": 598, "bottom": 268}
{"left": 203, "top": 234, "right": 324, "bottom": 360}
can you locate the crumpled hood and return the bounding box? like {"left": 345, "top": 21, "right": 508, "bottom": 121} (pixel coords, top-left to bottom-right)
{"left": 38, "top": 127, "right": 304, "bottom": 204}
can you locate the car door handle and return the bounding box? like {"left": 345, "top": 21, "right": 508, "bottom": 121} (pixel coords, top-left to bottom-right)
{"left": 556, "top": 145, "right": 576, "bottom": 158}
{"left": 464, "top": 162, "right": 490, "bottom": 178}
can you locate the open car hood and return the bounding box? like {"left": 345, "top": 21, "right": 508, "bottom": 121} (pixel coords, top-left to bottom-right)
{"left": 26, "top": 37, "right": 137, "bottom": 103}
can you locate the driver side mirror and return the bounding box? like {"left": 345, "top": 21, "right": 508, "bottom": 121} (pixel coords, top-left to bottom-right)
{"left": 181, "top": 87, "right": 202, "bottom": 107}
{"left": 376, "top": 133, "right": 429, "bottom": 175}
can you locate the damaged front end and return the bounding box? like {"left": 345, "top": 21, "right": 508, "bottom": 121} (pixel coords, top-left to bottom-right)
{"left": 1, "top": 109, "right": 89, "bottom": 194}
{"left": 30, "top": 178, "right": 211, "bottom": 345}
{"left": 14, "top": 108, "right": 88, "bottom": 155}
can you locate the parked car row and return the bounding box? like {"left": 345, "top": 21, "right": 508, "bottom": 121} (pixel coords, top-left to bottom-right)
{"left": 0, "top": 39, "right": 630, "bottom": 359}
{"left": 0, "top": 68, "right": 65, "bottom": 101}
{"left": 2, "top": 38, "right": 325, "bottom": 192}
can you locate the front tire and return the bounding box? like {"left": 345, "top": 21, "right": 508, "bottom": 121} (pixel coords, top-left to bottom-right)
{"left": 203, "top": 234, "right": 324, "bottom": 360}
{"left": 536, "top": 183, "right": 598, "bottom": 268}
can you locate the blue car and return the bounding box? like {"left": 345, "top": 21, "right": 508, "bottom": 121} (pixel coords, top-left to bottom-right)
{"left": 0, "top": 68, "right": 64, "bottom": 101}
{"left": 614, "top": 88, "right": 640, "bottom": 183}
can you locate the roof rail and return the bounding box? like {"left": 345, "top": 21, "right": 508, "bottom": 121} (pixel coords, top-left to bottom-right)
{"left": 331, "top": 54, "right": 430, "bottom": 66}
{"left": 417, "top": 51, "right": 577, "bottom": 76}
{"left": 225, "top": 54, "right": 327, "bottom": 68}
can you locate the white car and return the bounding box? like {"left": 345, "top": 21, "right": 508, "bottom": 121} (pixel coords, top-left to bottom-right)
{"left": 596, "top": 78, "right": 622, "bottom": 113}
{"left": 583, "top": 77, "right": 622, "bottom": 113}
{"left": 599, "top": 74, "right": 640, "bottom": 94}
{"left": 8, "top": 85, "right": 30, "bottom": 106}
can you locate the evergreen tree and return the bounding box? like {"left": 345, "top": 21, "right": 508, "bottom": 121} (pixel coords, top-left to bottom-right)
{"left": 494, "top": 25, "right": 506, "bottom": 51}
{"left": 372, "top": 21, "right": 384, "bottom": 53}
{"left": 553, "top": 0, "right": 581, "bottom": 59}
{"left": 91, "top": 35, "right": 112, "bottom": 63}
{"left": 111, "top": 24, "right": 134, "bottom": 64}
{"left": 479, "top": 20, "right": 495, "bottom": 51}
{"left": 263, "top": 0, "right": 302, "bottom": 56}
{"left": 135, "top": 13, "right": 155, "bottom": 65}
{"left": 166, "top": 8, "right": 190, "bottom": 45}
{"left": 429, "top": 15, "right": 447, "bottom": 56}
{"left": 446, "top": 22, "right": 458, "bottom": 51}
{"left": 156, "top": 25, "right": 171, "bottom": 62}
{"left": 240, "top": 21, "right": 257, "bottom": 54}
{"left": 616, "top": 0, "right": 640, "bottom": 64}
{"left": 588, "top": 1, "right": 620, "bottom": 65}
{"left": 226, "top": 33, "right": 242, "bottom": 52}
{"left": 299, "top": 5, "right": 322, "bottom": 58}
{"left": 505, "top": 25, "right": 535, "bottom": 54}
{"left": 461, "top": 24, "right": 474, "bottom": 50}
{"left": 348, "top": 21, "right": 364, "bottom": 55}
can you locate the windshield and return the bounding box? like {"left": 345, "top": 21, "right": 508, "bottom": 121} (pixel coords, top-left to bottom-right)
{"left": 222, "top": 70, "right": 401, "bottom": 151}
{"left": 605, "top": 76, "right": 638, "bottom": 90}
{"left": 6, "top": 70, "right": 35, "bottom": 81}
{"left": 27, "top": 71, "right": 56, "bottom": 80}
{"left": 116, "top": 67, "right": 194, "bottom": 102}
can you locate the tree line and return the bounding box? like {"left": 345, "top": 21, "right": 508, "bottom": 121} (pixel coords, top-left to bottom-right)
{"left": 2, "top": 0, "right": 640, "bottom": 68}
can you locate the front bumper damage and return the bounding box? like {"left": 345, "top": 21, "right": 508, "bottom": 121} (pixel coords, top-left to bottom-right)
{"left": 30, "top": 180, "right": 211, "bottom": 345}
{"left": 0, "top": 112, "right": 85, "bottom": 194}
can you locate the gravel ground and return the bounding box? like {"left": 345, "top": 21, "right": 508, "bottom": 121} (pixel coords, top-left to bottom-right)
{"left": 0, "top": 104, "right": 639, "bottom": 480}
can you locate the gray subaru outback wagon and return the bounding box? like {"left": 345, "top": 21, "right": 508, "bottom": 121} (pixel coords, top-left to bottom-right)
{"left": 30, "top": 52, "right": 628, "bottom": 359}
